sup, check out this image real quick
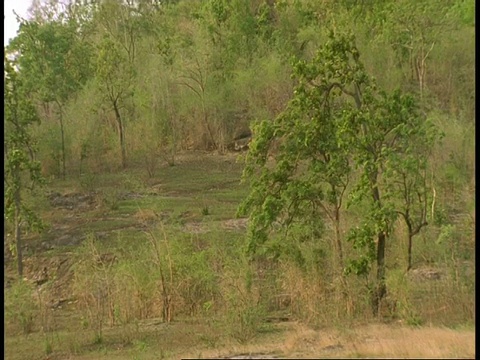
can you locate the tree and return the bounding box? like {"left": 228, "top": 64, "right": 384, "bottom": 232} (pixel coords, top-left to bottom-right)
{"left": 369, "top": 0, "right": 453, "bottom": 100}
{"left": 381, "top": 116, "right": 439, "bottom": 271}
{"left": 239, "top": 32, "right": 438, "bottom": 316}
{"left": 4, "top": 55, "right": 44, "bottom": 278}
{"left": 238, "top": 47, "right": 354, "bottom": 277}
{"left": 95, "top": 35, "right": 134, "bottom": 169}
{"left": 178, "top": 55, "right": 218, "bottom": 150}
{"left": 90, "top": 0, "right": 148, "bottom": 168}
{"left": 8, "top": 5, "right": 93, "bottom": 179}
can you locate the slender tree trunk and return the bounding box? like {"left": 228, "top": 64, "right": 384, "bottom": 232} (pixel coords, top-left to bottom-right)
{"left": 57, "top": 102, "right": 66, "bottom": 180}
{"left": 334, "top": 206, "right": 344, "bottom": 269}
{"left": 371, "top": 183, "right": 387, "bottom": 317}
{"left": 334, "top": 205, "right": 350, "bottom": 317}
{"left": 113, "top": 101, "right": 127, "bottom": 169}
{"left": 373, "top": 231, "right": 387, "bottom": 317}
{"left": 201, "top": 99, "right": 217, "bottom": 150}
{"left": 14, "top": 166, "right": 23, "bottom": 278}
{"left": 407, "top": 233, "right": 413, "bottom": 271}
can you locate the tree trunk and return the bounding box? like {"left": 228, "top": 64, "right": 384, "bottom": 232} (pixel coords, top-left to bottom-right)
{"left": 57, "top": 103, "right": 66, "bottom": 180}
{"left": 202, "top": 100, "right": 217, "bottom": 150}
{"left": 407, "top": 233, "right": 413, "bottom": 271}
{"left": 334, "top": 206, "right": 344, "bottom": 269}
{"left": 371, "top": 183, "right": 387, "bottom": 317}
{"left": 373, "top": 231, "right": 387, "bottom": 317}
{"left": 14, "top": 166, "right": 23, "bottom": 278}
{"left": 113, "top": 101, "right": 127, "bottom": 169}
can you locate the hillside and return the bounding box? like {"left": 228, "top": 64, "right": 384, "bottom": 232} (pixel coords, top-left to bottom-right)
{"left": 4, "top": 1, "right": 475, "bottom": 359}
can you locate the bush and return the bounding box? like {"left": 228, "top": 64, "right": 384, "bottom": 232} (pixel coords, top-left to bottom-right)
{"left": 5, "top": 279, "right": 38, "bottom": 334}
{"left": 99, "top": 188, "right": 122, "bottom": 211}
{"left": 225, "top": 302, "right": 266, "bottom": 344}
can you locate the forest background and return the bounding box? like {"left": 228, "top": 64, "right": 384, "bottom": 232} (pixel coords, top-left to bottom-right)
{"left": 4, "top": 0, "right": 475, "bottom": 359}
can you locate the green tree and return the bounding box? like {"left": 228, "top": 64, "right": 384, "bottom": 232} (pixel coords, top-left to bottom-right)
{"left": 381, "top": 115, "right": 440, "bottom": 271}
{"left": 368, "top": 0, "right": 453, "bottom": 100}
{"left": 95, "top": 35, "right": 134, "bottom": 169}
{"left": 4, "top": 55, "right": 44, "bottom": 278}
{"left": 90, "top": 0, "right": 148, "bottom": 168}
{"left": 240, "top": 32, "right": 438, "bottom": 316}
{"left": 8, "top": 6, "right": 93, "bottom": 179}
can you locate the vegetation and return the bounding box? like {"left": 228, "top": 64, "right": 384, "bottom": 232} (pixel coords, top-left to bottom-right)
{"left": 4, "top": 0, "right": 474, "bottom": 359}
{"left": 4, "top": 55, "right": 44, "bottom": 277}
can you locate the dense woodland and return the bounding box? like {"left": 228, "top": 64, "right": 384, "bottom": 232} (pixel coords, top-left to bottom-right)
{"left": 4, "top": 0, "right": 475, "bottom": 356}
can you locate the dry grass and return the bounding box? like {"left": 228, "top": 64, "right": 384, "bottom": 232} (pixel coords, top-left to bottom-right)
{"left": 179, "top": 322, "right": 475, "bottom": 359}
{"left": 342, "top": 324, "right": 475, "bottom": 358}
{"left": 6, "top": 153, "right": 474, "bottom": 360}
{"left": 5, "top": 318, "right": 474, "bottom": 359}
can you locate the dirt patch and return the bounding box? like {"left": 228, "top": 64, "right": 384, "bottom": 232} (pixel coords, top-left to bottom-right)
{"left": 183, "top": 222, "right": 210, "bottom": 234}
{"left": 47, "top": 191, "right": 97, "bottom": 210}
{"left": 183, "top": 322, "right": 475, "bottom": 359}
{"left": 23, "top": 254, "right": 76, "bottom": 307}
{"left": 223, "top": 218, "right": 248, "bottom": 231}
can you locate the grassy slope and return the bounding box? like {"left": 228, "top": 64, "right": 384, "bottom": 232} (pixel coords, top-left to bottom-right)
{"left": 4, "top": 152, "right": 475, "bottom": 359}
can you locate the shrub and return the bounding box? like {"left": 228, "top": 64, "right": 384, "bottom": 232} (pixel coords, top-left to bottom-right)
{"left": 5, "top": 279, "right": 38, "bottom": 334}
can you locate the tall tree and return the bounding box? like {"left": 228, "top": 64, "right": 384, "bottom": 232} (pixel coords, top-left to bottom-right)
{"left": 4, "top": 55, "right": 44, "bottom": 278}
{"left": 381, "top": 115, "right": 439, "bottom": 271}
{"left": 95, "top": 35, "right": 134, "bottom": 168}
{"left": 240, "top": 32, "right": 439, "bottom": 316}
{"left": 90, "top": 0, "right": 147, "bottom": 167}
{"left": 369, "top": 0, "right": 453, "bottom": 100}
{"left": 8, "top": 6, "right": 93, "bottom": 179}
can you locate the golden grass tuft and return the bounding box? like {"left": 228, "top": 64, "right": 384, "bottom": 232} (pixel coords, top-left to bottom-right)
{"left": 344, "top": 324, "right": 475, "bottom": 358}
{"left": 133, "top": 208, "right": 158, "bottom": 225}
{"left": 178, "top": 322, "right": 475, "bottom": 359}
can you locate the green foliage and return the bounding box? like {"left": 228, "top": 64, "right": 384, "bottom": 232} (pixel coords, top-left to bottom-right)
{"left": 8, "top": 11, "right": 93, "bottom": 104}
{"left": 99, "top": 188, "right": 122, "bottom": 211}
{"left": 4, "top": 54, "right": 45, "bottom": 271}
{"left": 226, "top": 301, "right": 266, "bottom": 344}
{"left": 95, "top": 36, "right": 134, "bottom": 97}
{"left": 166, "top": 231, "right": 221, "bottom": 316}
{"left": 4, "top": 280, "right": 38, "bottom": 334}
{"left": 240, "top": 31, "right": 440, "bottom": 318}
{"left": 79, "top": 171, "right": 99, "bottom": 192}
{"left": 7, "top": 4, "right": 94, "bottom": 179}
{"left": 449, "top": 0, "right": 475, "bottom": 26}
{"left": 202, "top": 205, "right": 210, "bottom": 216}
{"left": 239, "top": 32, "right": 363, "bottom": 257}
{"left": 3, "top": 0, "right": 474, "bottom": 345}
{"left": 220, "top": 254, "right": 267, "bottom": 344}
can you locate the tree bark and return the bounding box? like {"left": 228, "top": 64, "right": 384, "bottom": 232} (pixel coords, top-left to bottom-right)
{"left": 334, "top": 206, "right": 344, "bottom": 269}
{"left": 202, "top": 100, "right": 217, "bottom": 150}
{"left": 14, "top": 166, "right": 23, "bottom": 278}
{"left": 113, "top": 101, "right": 127, "bottom": 169}
{"left": 373, "top": 231, "right": 387, "bottom": 317}
{"left": 407, "top": 233, "right": 413, "bottom": 271}
{"left": 57, "top": 102, "right": 66, "bottom": 180}
{"left": 371, "top": 182, "right": 387, "bottom": 317}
